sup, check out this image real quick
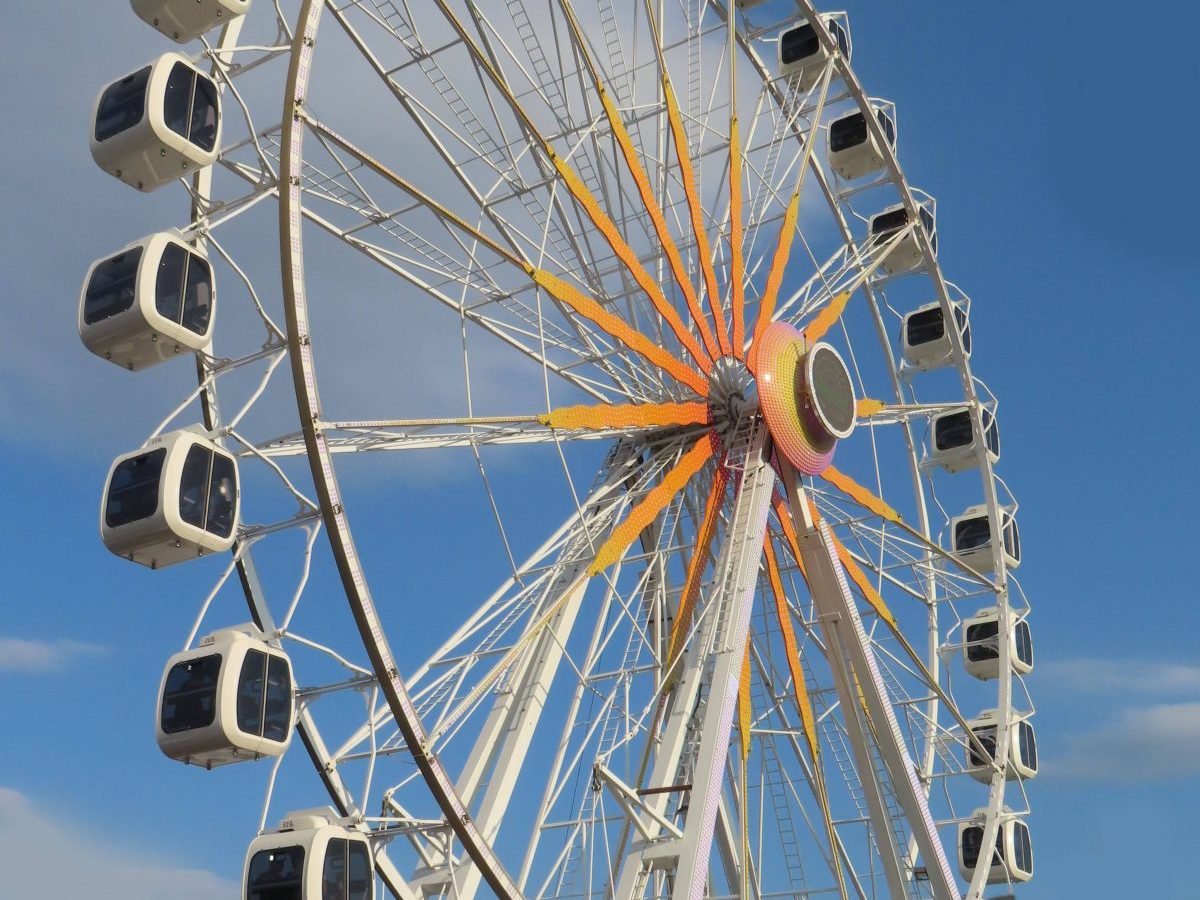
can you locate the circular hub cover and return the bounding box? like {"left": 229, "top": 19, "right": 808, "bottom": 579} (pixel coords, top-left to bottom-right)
{"left": 755, "top": 322, "right": 856, "bottom": 474}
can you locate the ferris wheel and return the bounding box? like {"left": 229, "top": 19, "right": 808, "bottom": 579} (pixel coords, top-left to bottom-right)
{"left": 79, "top": 1, "right": 1036, "bottom": 898}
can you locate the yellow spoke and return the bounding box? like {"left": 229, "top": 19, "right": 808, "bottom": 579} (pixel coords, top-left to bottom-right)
{"left": 664, "top": 461, "right": 729, "bottom": 676}
{"left": 589, "top": 436, "right": 718, "bottom": 575}
{"left": 802, "top": 290, "right": 851, "bottom": 344}
{"left": 531, "top": 270, "right": 708, "bottom": 396}
{"left": 820, "top": 466, "right": 903, "bottom": 525}
{"left": 855, "top": 397, "right": 886, "bottom": 418}
{"left": 748, "top": 190, "right": 800, "bottom": 371}
{"left": 538, "top": 401, "right": 710, "bottom": 431}
{"left": 763, "top": 536, "right": 817, "bottom": 759}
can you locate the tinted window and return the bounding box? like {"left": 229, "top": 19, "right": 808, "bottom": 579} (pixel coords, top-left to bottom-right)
{"left": 878, "top": 110, "right": 895, "bottom": 146}
{"left": 934, "top": 410, "right": 972, "bottom": 452}
{"left": 156, "top": 242, "right": 188, "bottom": 325}
{"left": 84, "top": 247, "right": 143, "bottom": 325}
{"left": 183, "top": 253, "right": 213, "bottom": 335}
{"left": 781, "top": 24, "right": 818, "bottom": 65}
{"left": 905, "top": 307, "right": 945, "bottom": 347}
{"left": 1019, "top": 721, "right": 1037, "bottom": 773}
{"left": 1014, "top": 822, "right": 1032, "bottom": 875}
{"left": 965, "top": 620, "right": 999, "bottom": 662}
{"left": 954, "top": 516, "right": 992, "bottom": 552}
{"left": 830, "top": 112, "right": 866, "bottom": 153}
{"left": 1004, "top": 516, "right": 1020, "bottom": 562}
{"left": 968, "top": 725, "right": 996, "bottom": 769}
{"left": 919, "top": 206, "right": 935, "bottom": 235}
{"left": 982, "top": 409, "right": 1000, "bottom": 456}
{"left": 1015, "top": 621, "right": 1034, "bottom": 667}
{"left": 179, "top": 445, "right": 212, "bottom": 529}
{"left": 960, "top": 317, "right": 972, "bottom": 355}
{"left": 105, "top": 448, "right": 167, "bottom": 527}
{"left": 207, "top": 452, "right": 237, "bottom": 538}
{"left": 961, "top": 825, "right": 983, "bottom": 869}
{"left": 831, "top": 21, "right": 850, "bottom": 57}
{"left": 164, "top": 63, "right": 195, "bottom": 141}
{"left": 161, "top": 653, "right": 222, "bottom": 734}
{"left": 247, "top": 845, "right": 305, "bottom": 900}
{"left": 190, "top": 73, "right": 219, "bottom": 152}
{"left": 323, "top": 839, "right": 348, "bottom": 900}
{"left": 871, "top": 207, "right": 909, "bottom": 240}
{"left": 264, "top": 655, "right": 292, "bottom": 743}
{"left": 348, "top": 842, "right": 372, "bottom": 900}
{"left": 237, "top": 649, "right": 266, "bottom": 737}
{"left": 95, "top": 67, "right": 150, "bottom": 142}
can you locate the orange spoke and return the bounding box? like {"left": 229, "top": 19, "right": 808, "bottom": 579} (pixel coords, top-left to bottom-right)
{"left": 748, "top": 190, "right": 801, "bottom": 370}
{"left": 820, "top": 466, "right": 903, "bottom": 525}
{"left": 763, "top": 536, "right": 818, "bottom": 760}
{"left": 827, "top": 528, "right": 899, "bottom": 632}
{"left": 538, "top": 401, "right": 710, "bottom": 431}
{"left": 855, "top": 397, "right": 886, "bottom": 418}
{"left": 531, "top": 269, "right": 708, "bottom": 396}
{"left": 802, "top": 290, "right": 851, "bottom": 344}
{"left": 771, "top": 492, "right": 808, "bottom": 580}
{"left": 728, "top": 113, "right": 746, "bottom": 360}
{"left": 589, "top": 436, "right": 718, "bottom": 575}
{"left": 738, "top": 635, "right": 753, "bottom": 761}
{"left": 664, "top": 461, "right": 730, "bottom": 673}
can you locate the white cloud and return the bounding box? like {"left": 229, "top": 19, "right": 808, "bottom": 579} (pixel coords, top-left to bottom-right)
{"left": 1041, "top": 658, "right": 1200, "bottom": 695}
{"left": 0, "top": 787, "right": 238, "bottom": 900}
{"left": 1046, "top": 703, "right": 1200, "bottom": 781}
{"left": 0, "top": 637, "right": 107, "bottom": 674}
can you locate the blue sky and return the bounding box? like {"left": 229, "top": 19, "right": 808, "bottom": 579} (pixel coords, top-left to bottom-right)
{"left": 2, "top": 2, "right": 1197, "bottom": 898}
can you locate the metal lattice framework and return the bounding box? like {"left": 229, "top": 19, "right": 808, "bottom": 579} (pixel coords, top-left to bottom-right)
{"left": 84, "top": 2, "right": 1036, "bottom": 899}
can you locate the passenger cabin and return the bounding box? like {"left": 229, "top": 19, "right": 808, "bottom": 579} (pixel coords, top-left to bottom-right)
{"left": 965, "top": 709, "right": 1038, "bottom": 783}
{"left": 101, "top": 428, "right": 239, "bottom": 568}
{"left": 828, "top": 106, "right": 895, "bottom": 180}
{"left": 91, "top": 53, "right": 221, "bottom": 192}
{"left": 131, "top": 0, "right": 251, "bottom": 43}
{"left": 928, "top": 407, "right": 999, "bottom": 474}
{"left": 962, "top": 607, "right": 1034, "bottom": 680}
{"left": 949, "top": 504, "right": 1020, "bottom": 573}
{"left": 157, "top": 625, "right": 293, "bottom": 767}
{"left": 900, "top": 300, "right": 971, "bottom": 369}
{"left": 79, "top": 232, "right": 214, "bottom": 370}
{"left": 958, "top": 810, "right": 1033, "bottom": 884}
{"left": 245, "top": 809, "right": 374, "bottom": 900}
{"left": 868, "top": 201, "right": 936, "bottom": 273}
{"left": 777, "top": 16, "right": 850, "bottom": 91}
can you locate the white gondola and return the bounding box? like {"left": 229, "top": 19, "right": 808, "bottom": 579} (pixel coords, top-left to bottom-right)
{"left": 964, "top": 709, "right": 1038, "bottom": 783}
{"left": 245, "top": 809, "right": 374, "bottom": 900}
{"left": 91, "top": 53, "right": 221, "bottom": 192}
{"left": 962, "top": 606, "right": 1034, "bottom": 680}
{"left": 131, "top": 0, "right": 251, "bottom": 43}
{"left": 828, "top": 106, "right": 895, "bottom": 180}
{"left": 949, "top": 503, "right": 1020, "bottom": 573}
{"left": 868, "top": 200, "right": 936, "bottom": 273}
{"left": 777, "top": 16, "right": 850, "bottom": 90}
{"left": 928, "top": 407, "right": 999, "bottom": 473}
{"left": 157, "top": 625, "right": 294, "bottom": 767}
{"left": 101, "top": 427, "right": 239, "bottom": 568}
{"left": 901, "top": 300, "right": 971, "bottom": 369}
{"left": 958, "top": 809, "right": 1034, "bottom": 884}
{"left": 79, "top": 232, "right": 215, "bottom": 371}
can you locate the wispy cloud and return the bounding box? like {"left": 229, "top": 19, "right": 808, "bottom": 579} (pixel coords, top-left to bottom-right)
{"left": 1040, "top": 657, "right": 1200, "bottom": 695}
{"left": 1046, "top": 703, "right": 1200, "bottom": 781}
{"left": 0, "top": 787, "right": 238, "bottom": 899}
{"left": 0, "top": 637, "right": 107, "bottom": 674}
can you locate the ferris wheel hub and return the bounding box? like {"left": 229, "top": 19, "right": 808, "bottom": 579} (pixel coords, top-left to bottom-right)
{"left": 707, "top": 355, "right": 759, "bottom": 446}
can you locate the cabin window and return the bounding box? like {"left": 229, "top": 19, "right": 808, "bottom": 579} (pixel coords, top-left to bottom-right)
{"left": 934, "top": 410, "right": 972, "bottom": 451}
{"left": 163, "top": 62, "right": 219, "bottom": 152}
{"left": 156, "top": 242, "right": 213, "bottom": 337}
{"left": 323, "top": 839, "right": 372, "bottom": 900}
{"left": 179, "top": 444, "right": 210, "bottom": 528}
{"left": 84, "top": 248, "right": 143, "bottom": 325}
{"left": 237, "top": 650, "right": 292, "bottom": 741}
{"left": 161, "top": 653, "right": 222, "bottom": 733}
{"left": 95, "top": 66, "right": 151, "bottom": 142}
{"left": 1018, "top": 722, "right": 1037, "bottom": 772}
{"left": 1003, "top": 517, "right": 1020, "bottom": 561}
{"left": 906, "top": 307, "right": 944, "bottom": 347}
{"left": 878, "top": 111, "right": 895, "bottom": 146}
{"left": 955, "top": 516, "right": 991, "bottom": 552}
{"left": 872, "top": 207, "right": 909, "bottom": 240}
{"left": 982, "top": 410, "right": 999, "bottom": 456}
{"left": 954, "top": 306, "right": 972, "bottom": 354}
{"left": 1013, "top": 822, "right": 1033, "bottom": 874}
{"left": 247, "top": 846, "right": 305, "bottom": 900}
{"left": 781, "top": 24, "right": 818, "bottom": 64}
{"left": 1014, "top": 621, "right": 1033, "bottom": 668}
{"left": 177, "top": 445, "right": 237, "bottom": 537}
{"left": 830, "top": 113, "right": 866, "bottom": 153}
{"left": 830, "top": 21, "right": 850, "bottom": 57}
{"left": 965, "top": 620, "right": 999, "bottom": 662}
{"left": 106, "top": 448, "right": 167, "bottom": 527}
{"left": 968, "top": 726, "right": 997, "bottom": 769}
{"left": 919, "top": 206, "right": 935, "bottom": 235}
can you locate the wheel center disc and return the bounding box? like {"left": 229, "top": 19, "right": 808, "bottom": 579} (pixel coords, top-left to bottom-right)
{"left": 755, "top": 322, "right": 856, "bottom": 474}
